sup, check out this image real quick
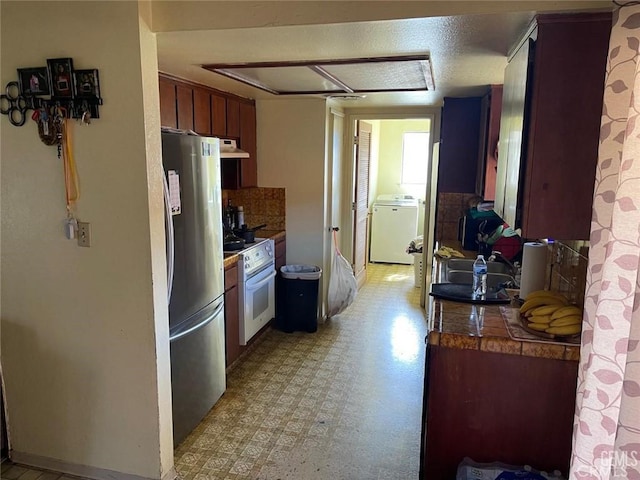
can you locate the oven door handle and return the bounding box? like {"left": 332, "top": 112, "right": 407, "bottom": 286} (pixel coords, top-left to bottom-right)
{"left": 246, "top": 269, "right": 276, "bottom": 291}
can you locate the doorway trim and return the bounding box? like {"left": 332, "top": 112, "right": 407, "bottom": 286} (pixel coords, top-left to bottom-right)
{"left": 341, "top": 106, "right": 441, "bottom": 306}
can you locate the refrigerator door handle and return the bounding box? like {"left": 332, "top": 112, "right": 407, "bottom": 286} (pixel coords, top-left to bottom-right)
{"left": 169, "top": 299, "right": 224, "bottom": 343}
{"left": 163, "top": 172, "right": 175, "bottom": 302}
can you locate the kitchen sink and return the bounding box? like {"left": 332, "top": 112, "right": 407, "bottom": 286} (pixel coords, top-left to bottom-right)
{"left": 446, "top": 270, "right": 516, "bottom": 288}
{"left": 445, "top": 258, "right": 510, "bottom": 275}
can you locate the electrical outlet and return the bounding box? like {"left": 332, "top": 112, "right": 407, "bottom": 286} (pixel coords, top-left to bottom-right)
{"left": 77, "top": 222, "right": 91, "bottom": 247}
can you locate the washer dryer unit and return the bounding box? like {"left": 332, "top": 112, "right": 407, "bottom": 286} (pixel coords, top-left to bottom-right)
{"left": 370, "top": 194, "right": 419, "bottom": 264}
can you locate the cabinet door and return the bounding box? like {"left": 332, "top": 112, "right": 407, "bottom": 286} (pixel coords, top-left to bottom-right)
{"left": 483, "top": 85, "right": 503, "bottom": 201}
{"left": 224, "top": 284, "right": 240, "bottom": 367}
{"left": 193, "top": 88, "right": 211, "bottom": 136}
{"left": 437, "top": 97, "right": 483, "bottom": 193}
{"left": 275, "top": 237, "right": 286, "bottom": 271}
{"left": 159, "top": 78, "right": 177, "bottom": 128}
{"left": 226, "top": 98, "right": 240, "bottom": 138}
{"left": 176, "top": 84, "right": 194, "bottom": 131}
{"left": 211, "top": 94, "right": 227, "bottom": 137}
{"left": 495, "top": 38, "right": 535, "bottom": 227}
{"left": 521, "top": 15, "right": 610, "bottom": 239}
{"left": 239, "top": 102, "right": 258, "bottom": 187}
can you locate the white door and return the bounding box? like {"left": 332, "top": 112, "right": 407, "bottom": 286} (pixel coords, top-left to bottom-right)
{"left": 352, "top": 120, "right": 372, "bottom": 287}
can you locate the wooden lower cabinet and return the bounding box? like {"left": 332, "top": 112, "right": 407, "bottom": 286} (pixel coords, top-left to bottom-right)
{"left": 224, "top": 263, "right": 240, "bottom": 367}
{"left": 275, "top": 235, "right": 286, "bottom": 271}
{"left": 421, "top": 345, "right": 578, "bottom": 480}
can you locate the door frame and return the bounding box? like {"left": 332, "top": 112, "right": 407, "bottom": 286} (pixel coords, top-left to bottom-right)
{"left": 341, "top": 107, "right": 441, "bottom": 306}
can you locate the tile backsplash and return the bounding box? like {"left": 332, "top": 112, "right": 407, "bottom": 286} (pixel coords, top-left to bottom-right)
{"left": 548, "top": 240, "right": 589, "bottom": 307}
{"left": 436, "top": 192, "right": 483, "bottom": 241}
{"left": 223, "top": 187, "right": 286, "bottom": 230}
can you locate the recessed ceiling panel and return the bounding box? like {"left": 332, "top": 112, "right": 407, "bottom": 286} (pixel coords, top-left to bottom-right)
{"left": 203, "top": 55, "right": 434, "bottom": 96}
{"left": 323, "top": 60, "right": 431, "bottom": 91}
{"left": 219, "top": 66, "right": 339, "bottom": 93}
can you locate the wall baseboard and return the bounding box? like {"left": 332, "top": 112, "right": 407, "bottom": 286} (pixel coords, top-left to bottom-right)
{"left": 10, "top": 451, "right": 176, "bottom": 480}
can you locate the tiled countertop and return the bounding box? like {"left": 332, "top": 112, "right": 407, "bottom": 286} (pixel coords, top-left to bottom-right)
{"left": 428, "top": 298, "right": 580, "bottom": 361}
{"left": 223, "top": 230, "right": 285, "bottom": 269}
{"left": 428, "top": 246, "right": 580, "bottom": 362}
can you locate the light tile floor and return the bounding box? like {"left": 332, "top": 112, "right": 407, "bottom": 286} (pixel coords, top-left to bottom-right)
{"left": 2, "top": 263, "right": 427, "bottom": 480}
{"left": 175, "top": 262, "right": 427, "bottom": 479}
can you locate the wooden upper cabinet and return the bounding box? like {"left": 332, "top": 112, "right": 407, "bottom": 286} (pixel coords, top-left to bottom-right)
{"left": 478, "top": 85, "right": 502, "bottom": 201}
{"left": 159, "top": 78, "right": 177, "bottom": 128}
{"left": 193, "top": 88, "right": 211, "bottom": 136}
{"left": 158, "top": 74, "right": 258, "bottom": 189}
{"left": 176, "top": 85, "right": 194, "bottom": 131}
{"left": 226, "top": 98, "right": 241, "bottom": 138}
{"left": 495, "top": 13, "right": 611, "bottom": 240}
{"left": 211, "top": 94, "right": 227, "bottom": 137}
{"left": 438, "top": 96, "right": 483, "bottom": 193}
{"left": 239, "top": 102, "right": 258, "bottom": 187}
{"left": 520, "top": 14, "right": 611, "bottom": 240}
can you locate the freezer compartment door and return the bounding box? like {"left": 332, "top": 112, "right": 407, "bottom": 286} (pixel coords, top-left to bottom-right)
{"left": 170, "top": 297, "right": 226, "bottom": 447}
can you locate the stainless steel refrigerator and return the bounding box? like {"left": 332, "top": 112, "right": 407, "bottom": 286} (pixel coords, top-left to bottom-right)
{"left": 161, "top": 129, "right": 226, "bottom": 447}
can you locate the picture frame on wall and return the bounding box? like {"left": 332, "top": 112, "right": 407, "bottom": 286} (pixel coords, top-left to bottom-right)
{"left": 17, "top": 67, "right": 51, "bottom": 96}
{"left": 73, "top": 69, "right": 101, "bottom": 100}
{"left": 47, "top": 57, "right": 75, "bottom": 98}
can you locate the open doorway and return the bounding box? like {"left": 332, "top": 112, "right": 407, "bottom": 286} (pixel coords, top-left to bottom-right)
{"left": 340, "top": 108, "right": 441, "bottom": 306}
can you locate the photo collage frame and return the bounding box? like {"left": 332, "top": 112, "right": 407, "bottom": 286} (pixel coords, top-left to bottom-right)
{"left": 15, "top": 57, "right": 102, "bottom": 120}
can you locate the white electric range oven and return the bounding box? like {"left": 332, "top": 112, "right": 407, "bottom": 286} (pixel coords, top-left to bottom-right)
{"left": 225, "top": 238, "right": 276, "bottom": 345}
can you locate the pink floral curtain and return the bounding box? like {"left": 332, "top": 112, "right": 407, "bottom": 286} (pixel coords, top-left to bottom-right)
{"left": 571, "top": 5, "right": 640, "bottom": 479}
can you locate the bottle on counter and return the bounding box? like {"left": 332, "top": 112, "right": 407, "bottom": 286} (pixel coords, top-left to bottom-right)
{"left": 237, "top": 206, "right": 245, "bottom": 228}
{"left": 225, "top": 199, "right": 235, "bottom": 229}
{"left": 472, "top": 254, "right": 487, "bottom": 297}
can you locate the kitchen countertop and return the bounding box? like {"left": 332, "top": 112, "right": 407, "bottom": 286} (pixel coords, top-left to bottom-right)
{"left": 428, "top": 298, "right": 580, "bottom": 361}
{"left": 428, "top": 242, "right": 580, "bottom": 361}
{"left": 223, "top": 230, "right": 285, "bottom": 269}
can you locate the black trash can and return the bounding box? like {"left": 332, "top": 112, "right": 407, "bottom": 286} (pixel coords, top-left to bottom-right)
{"left": 276, "top": 265, "right": 322, "bottom": 333}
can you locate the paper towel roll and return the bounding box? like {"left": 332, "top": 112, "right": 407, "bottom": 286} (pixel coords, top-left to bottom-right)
{"left": 519, "top": 242, "right": 548, "bottom": 299}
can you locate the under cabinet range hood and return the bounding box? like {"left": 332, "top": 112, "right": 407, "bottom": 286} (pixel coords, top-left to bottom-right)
{"left": 220, "top": 139, "right": 249, "bottom": 158}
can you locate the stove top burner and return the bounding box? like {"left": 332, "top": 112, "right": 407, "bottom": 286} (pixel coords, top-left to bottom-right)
{"left": 223, "top": 237, "right": 268, "bottom": 255}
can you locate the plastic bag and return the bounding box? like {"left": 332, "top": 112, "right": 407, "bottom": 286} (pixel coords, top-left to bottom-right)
{"left": 327, "top": 232, "right": 357, "bottom": 317}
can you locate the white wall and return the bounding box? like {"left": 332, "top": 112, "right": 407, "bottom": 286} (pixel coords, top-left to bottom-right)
{"left": 0, "top": 2, "right": 173, "bottom": 479}
{"left": 375, "top": 119, "right": 431, "bottom": 233}
{"left": 376, "top": 119, "right": 430, "bottom": 197}
{"left": 257, "top": 97, "right": 327, "bottom": 287}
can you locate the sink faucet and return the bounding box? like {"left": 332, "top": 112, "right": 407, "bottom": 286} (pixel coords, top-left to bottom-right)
{"left": 488, "top": 250, "right": 519, "bottom": 277}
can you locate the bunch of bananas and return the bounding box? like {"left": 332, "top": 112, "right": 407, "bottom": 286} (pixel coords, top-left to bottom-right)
{"left": 519, "top": 290, "right": 583, "bottom": 336}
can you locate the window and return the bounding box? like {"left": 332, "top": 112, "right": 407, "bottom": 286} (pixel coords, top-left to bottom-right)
{"left": 401, "top": 132, "right": 430, "bottom": 184}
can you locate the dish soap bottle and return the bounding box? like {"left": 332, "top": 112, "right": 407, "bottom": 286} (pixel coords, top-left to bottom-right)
{"left": 473, "top": 254, "right": 487, "bottom": 297}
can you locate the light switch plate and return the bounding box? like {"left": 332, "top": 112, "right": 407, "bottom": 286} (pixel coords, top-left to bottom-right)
{"left": 77, "top": 222, "right": 91, "bottom": 247}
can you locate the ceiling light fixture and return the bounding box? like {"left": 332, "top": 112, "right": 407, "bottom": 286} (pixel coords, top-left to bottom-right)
{"left": 202, "top": 55, "right": 434, "bottom": 96}
{"left": 326, "top": 94, "right": 367, "bottom": 101}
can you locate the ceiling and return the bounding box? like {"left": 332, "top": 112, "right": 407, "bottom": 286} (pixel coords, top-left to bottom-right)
{"left": 155, "top": 3, "right": 611, "bottom": 107}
